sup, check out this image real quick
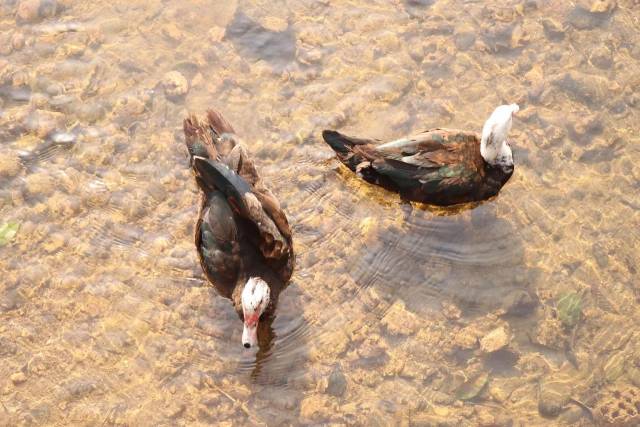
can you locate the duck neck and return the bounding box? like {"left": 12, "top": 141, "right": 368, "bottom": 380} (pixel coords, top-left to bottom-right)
{"left": 480, "top": 138, "right": 511, "bottom": 167}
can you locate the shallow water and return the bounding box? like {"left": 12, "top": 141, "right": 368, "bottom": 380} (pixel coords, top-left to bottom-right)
{"left": 1, "top": 0, "right": 639, "bottom": 425}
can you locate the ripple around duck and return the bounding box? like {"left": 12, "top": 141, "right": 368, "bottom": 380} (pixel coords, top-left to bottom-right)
{"left": 355, "top": 204, "right": 532, "bottom": 315}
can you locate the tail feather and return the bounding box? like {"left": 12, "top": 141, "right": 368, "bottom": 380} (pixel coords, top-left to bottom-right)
{"left": 322, "top": 130, "right": 355, "bottom": 157}
{"left": 184, "top": 115, "right": 219, "bottom": 162}
{"left": 193, "top": 157, "right": 252, "bottom": 213}
{"left": 184, "top": 109, "right": 237, "bottom": 165}
{"left": 207, "top": 109, "right": 235, "bottom": 136}
{"left": 322, "top": 130, "right": 378, "bottom": 173}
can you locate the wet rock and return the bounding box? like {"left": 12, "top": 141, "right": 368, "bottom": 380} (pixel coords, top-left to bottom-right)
{"left": 589, "top": 45, "right": 613, "bottom": 69}
{"left": 74, "top": 102, "right": 106, "bottom": 123}
{"left": 16, "top": 0, "right": 58, "bottom": 23}
{"left": 510, "top": 23, "right": 530, "bottom": 49}
{"left": 502, "top": 290, "right": 537, "bottom": 317}
{"left": 454, "top": 24, "right": 476, "bottom": 51}
{"left": 12, "top": 32, "right": 26, "bottom": 50}
{"left": 405, "top": 0, "right": 434, "bottom": 5}
{"left": 162, "top": 71, "right": 189, "bottom": 100}
{"left": 42, "top": 232, "right": 65, "bottom": 253}
{"left": 326, "top": 365, "right": 347, "bottom": 397}
{"left": 571, "top": 113, "right": 603, "bottom": 140}
{"left": 590, "top": 0, "right": 617, "bottom": 12}
{"left": 594, "top": 386, "right": 640, "bottom": 426}
{"left": 0, "top": 149, "right": 22, "bottom": 177}
{"left": 535, "top": 317, "right": 565, "bottom": 349}
{"left": 11, "top": 371, "right": 27, "bottom": 384}
{"left": 483, "top": 24, "right": 514, "bottom": 52}
{"left": 579, "top": 139, "right": 621, "bottom": 164}
{"left": 442, "top": 301, "right": 462, "bottom": 321}
{"left": 225, "top": 11, "right": 296, "bottom": 70}
{"left": 609, "top": 99, "right": 626, "bottom": 115}
{"left": 406, "top": 39, "right": 425, "bottom": 62}
{"left": 0, "top": 337, "right": 18, "bottom": 357}
{"left": 300, "top": 394, "right": 332, "bottom": 422}
{"left": 558, "top": 406, "right": 589, "bottom": 425}
{"left": 602, "top": 351, "right": 627, "bottom": 383}
{"left": 538, "top": 377, "right": 571, "bottom": 417}
{"left": 454, "top": 325, "right": 481, "bottom": 350}
{"left": 161, "top": 22, "right": 183, "bottom": 44}
{"left": 480, "top": 326, "right": 511, "bottom": 353}
{"left": 565, "top": 5, "right": 610, "bottom": 30}
{"left": 592, "top": 242, "right": 609, "bottom": 268}
{"left": 381, "top": 300, "right": 420, "bottom": 336}
{"left": 25, "top": 171, "right": 55, "bottom": 196}
{"left": 298, "top": 45, "right": 323, "bottom": 64}
{"left": 404, "top": 0, "right": 435, "bottom": 18}
{"left": 112, "top": 94, "right": 146, "bottom": 123}
{"left": 456, "top": 372, "right": 489, "bottom": 401}
{"left": 516, "top": 56, "right": 533, "bottom": 74}
{"left": 27, "top": 403, "right": 50, "bottom": 424}
{"left": 64, "top": 377, "right": 98, "bottom": 398}
{"left": 353, "top": 338, "right": 388, "bottom": 370}
{"left": 541, "top": 18, "right": 565, "bottom": 41}
{"left": 552, "top": 71, "right": 611, "bottom": 106}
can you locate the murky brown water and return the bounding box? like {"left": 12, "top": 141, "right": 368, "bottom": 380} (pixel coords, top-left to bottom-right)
{"left": 1, "top": 0, "right": 639, "bottom": 425}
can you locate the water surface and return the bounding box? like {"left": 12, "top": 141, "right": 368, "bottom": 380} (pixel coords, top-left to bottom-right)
{"left": 1, "top": 0, "right": 639, "bottom": 425}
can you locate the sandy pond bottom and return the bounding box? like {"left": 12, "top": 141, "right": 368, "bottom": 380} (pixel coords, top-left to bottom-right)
{"left": 1, "top": 0, "right": 640, "bottom": 425}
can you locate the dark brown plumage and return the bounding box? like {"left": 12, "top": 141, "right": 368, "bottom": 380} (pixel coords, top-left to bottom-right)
{"left": 322, "top": 127, "right": 514, "bottom": 206}
{"left": 184, "top": 110, "right": 294, "bottom": 337}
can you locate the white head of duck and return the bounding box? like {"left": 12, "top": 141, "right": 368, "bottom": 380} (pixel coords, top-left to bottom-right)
{"left": 480, "top": 104, "right": 519, "bottom": 174}
{"left": 241, "top": 277, "right": 271, "bottom": 349}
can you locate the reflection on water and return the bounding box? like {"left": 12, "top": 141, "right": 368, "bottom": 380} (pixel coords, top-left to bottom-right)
{"left": 1, "top": 0, "right": 639, "bottom": 425}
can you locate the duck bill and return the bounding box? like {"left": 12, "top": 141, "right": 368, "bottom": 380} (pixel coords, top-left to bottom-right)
{"left": 242, "top": 322, "right": 258, "bottom": 349}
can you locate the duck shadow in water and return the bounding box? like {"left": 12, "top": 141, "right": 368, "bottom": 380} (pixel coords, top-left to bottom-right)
{"left": 352, "top": 202, "right": 539, "bottom": 318}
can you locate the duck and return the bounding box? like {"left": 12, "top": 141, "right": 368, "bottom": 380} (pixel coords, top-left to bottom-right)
{"left": 321, "top": 104, "right": 520, "bottom": 206}
{"left": 184, "top": 109, "right": 294, "bottom": 349}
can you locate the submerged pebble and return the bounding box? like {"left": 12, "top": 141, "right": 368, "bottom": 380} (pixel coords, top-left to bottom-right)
{"left": 537, "top": 377, "right": 571, "bottom": 417}
{"left": 589, "top": 45, "right": 613, "bottom": 69}
{"left": 163, "top": 71, "right": 189, "bottom": 100}
{"left": 454, "top": 24, "right": 476, "bottom": 51}
{"left": 225, "top": 11, "right": 296, "bottom": 70}
{"left": 541, "top": 18, "right": 565, "bottom": 41}
{"left": 480, "top": 326, "right": 510, "bottom": 353}
{"left": 11, "top": 371, "right": 27, "bottom": 384}
{"left": 0, "top": 149, "right": 22, "bottom": 177}
{"left": 326, "top": 365, "right": 347, "bottom": 397}
{"left": 16, "top": 0, "right": 58, "bottom": 23}
{"left": 565, "top": 5, "right": 609, "bottom": 30}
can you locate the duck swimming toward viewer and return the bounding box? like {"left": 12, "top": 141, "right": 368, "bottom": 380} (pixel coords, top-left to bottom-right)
{"left": 184, "top": 110, "right": 294, "bottom": 349}
{"left": 322, "top": 104, "right": 520, "bottom": 206}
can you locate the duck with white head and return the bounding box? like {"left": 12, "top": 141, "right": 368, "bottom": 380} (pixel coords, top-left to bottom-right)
{"left": 322, "top": 103, "right": 521, "bottom": 206}
{"left": 184, "top": 109, "right": 294, "bottom": 350}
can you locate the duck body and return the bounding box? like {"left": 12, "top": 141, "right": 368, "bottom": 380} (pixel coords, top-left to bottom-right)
{"left": 322, "top": 104, "right": 520, "bottom": 206}
{"left": 184, "top": 110, "right": 294, "bottom": 347}
{"left": 322, "top": 128, "right": 513, "bottom": 206}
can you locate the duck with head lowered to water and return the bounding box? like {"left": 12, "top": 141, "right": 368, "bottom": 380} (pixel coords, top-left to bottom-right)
{"left": 322, "top": 104, "right": 520, "bottom": 206}
{"left": 184, "top": 109, "right": 294, "bottom": 349}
